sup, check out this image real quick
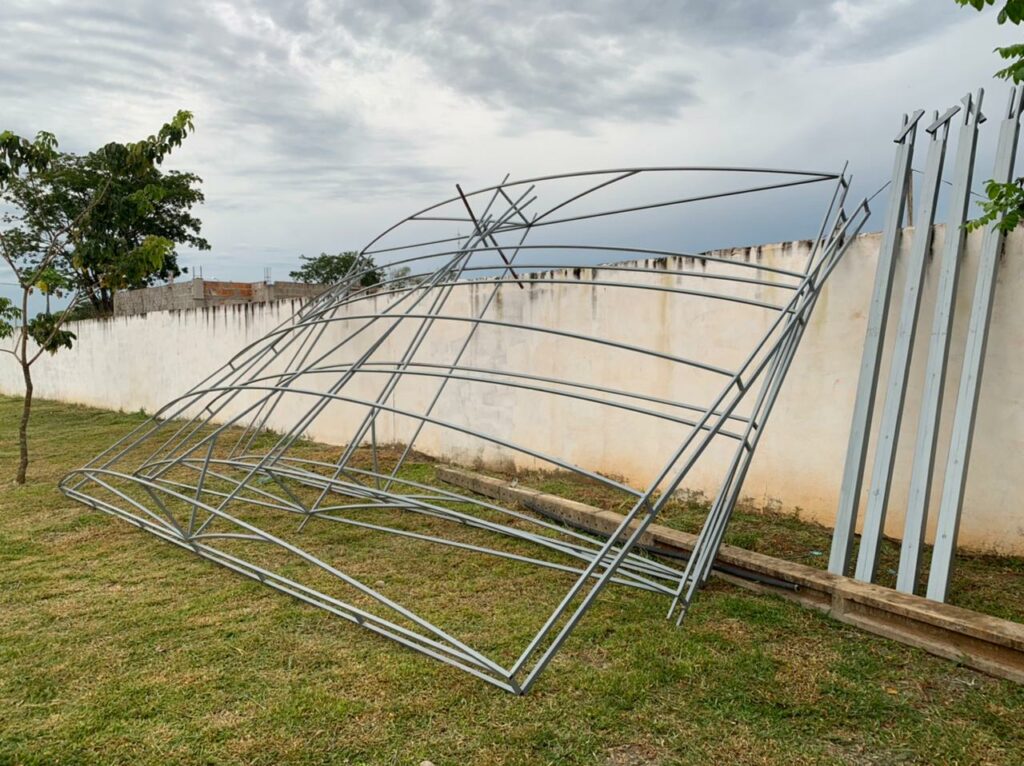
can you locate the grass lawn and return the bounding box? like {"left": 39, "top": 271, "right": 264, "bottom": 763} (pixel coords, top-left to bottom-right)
{"left": 2, "top": 395, "right": 1023, "bottom": 765}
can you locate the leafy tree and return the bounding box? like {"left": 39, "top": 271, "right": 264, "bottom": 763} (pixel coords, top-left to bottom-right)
{"left": 2, "top": 117, "right": 209, "bottom": 315}
{"left": 0, "top": 112, "right": 197, "bottom": 484}
{"left": 290, "top": 251, "right": 382, "bottom": 286}
{"left": 956, "top": 0, "right": 1024, "bottom": 230}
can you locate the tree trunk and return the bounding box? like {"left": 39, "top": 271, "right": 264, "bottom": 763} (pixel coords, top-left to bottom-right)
{"left": 16, "top": 358, "right": 32, "bottom": 485}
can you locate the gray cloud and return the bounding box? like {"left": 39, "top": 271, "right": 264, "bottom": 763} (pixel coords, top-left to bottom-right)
{"left": 0, "top": 0, "right": 993, "bottom": 301}
{"left": 826, "top": 1, "right": 965, "bottom": 62}
{"left": 0, "top": 1, "right": 368, "bottom": 179}
{"left": 0, "top": 1, "right": 968, "bottom": 154}
{"left": 284, "top": 1, "right": 961, "bottom": 126}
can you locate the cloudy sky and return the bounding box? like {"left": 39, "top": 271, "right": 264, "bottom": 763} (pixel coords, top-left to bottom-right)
{"left": 0, "top": 0, "right": 1019, "bottom": 305}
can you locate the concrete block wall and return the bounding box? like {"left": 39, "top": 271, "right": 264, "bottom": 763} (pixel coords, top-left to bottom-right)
{"left": 114, "top": 279, "right": 323, "bottom": 316}
{"left": 113, "top": 280, "right": 204, "bottom": 315}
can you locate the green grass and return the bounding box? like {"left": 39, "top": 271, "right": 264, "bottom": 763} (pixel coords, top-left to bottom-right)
{"left": 1, "top": 396, "right": 1023, "bottom": 765}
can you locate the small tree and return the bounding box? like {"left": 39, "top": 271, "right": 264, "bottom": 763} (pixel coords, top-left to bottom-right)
{"left": 3, "top": 118, "right": 209, "bottom": 316}
{"left": 956, "top": 0, "right": 1024, "bottom": 230}
{"left": 0, "top": 112, "right": 197, "bottom": 484}
{"left": 290, "top": 251, "right": 383, "bottom": 286}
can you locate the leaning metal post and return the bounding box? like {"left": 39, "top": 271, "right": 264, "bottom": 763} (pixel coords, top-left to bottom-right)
{"left": 829, "top": 111, "right": 923, "bottom": 576}
{"left": 927, "top": 87, "right": 1023, "bottom": 602}
{"left": 896, "top": 91, "right": 985, "bottom": 594}
{"left": 854, "top": 106, "right": 956, "bottom": 583}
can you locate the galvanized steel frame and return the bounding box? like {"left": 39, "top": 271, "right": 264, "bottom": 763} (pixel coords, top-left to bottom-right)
{"left": 61, "top": 166, "right": 866, "bottom": 693}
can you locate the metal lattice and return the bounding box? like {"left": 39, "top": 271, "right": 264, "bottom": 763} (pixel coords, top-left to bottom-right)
{"left": 62, "top": 167, "right": 868, "bottom": 693}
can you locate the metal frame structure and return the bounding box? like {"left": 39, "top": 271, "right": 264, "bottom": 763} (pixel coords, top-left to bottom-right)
{"left": 62, "top": 167, "right": 867, "bottom": 693}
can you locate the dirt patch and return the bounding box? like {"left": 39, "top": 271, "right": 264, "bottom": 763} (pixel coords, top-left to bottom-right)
{"left": 604, "top": 743, "right": 666, "bottom": 766}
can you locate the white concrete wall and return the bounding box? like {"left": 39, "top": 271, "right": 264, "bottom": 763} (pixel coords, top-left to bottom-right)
{"left": 3, "top": 225, "right": 1022, "bottom": 553}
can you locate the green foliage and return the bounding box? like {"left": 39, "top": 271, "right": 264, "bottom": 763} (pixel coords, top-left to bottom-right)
{"left": 994, "top": 41, "right": 1024, "bottom": 81}
{"left": 124, "top": 110, "right": 196, "bottom": 167}
{"left": 956, "top": 1, "right": 1024, "bottom": 78}
{"left": 0, "top": 296, "right": 19, "bottom": 340}
{"left": 289, "top": 251, "right": 382, "bottom": 286}
{"left": 0, "top": 110, "right": 203, "bottom": 483}
{"left": 29, "top": 265, "right": 71, "bottom": 296}
{"left": 2, "top": 110, "right": 209, "bottom": 315}
{"left": 26, "top": 312, "right": 75, "bottom": 355}
{"left": 0, "top": 130, "right": 56, "bottom": 184}
{"left": 967, "top": 177, "right": 1024, "bottom": 231}
{"left": 955, "top": 0, "right": 1024, "bottom": 231}
{"left": 956, "top": 0, "right": 1024, "bottom": 23}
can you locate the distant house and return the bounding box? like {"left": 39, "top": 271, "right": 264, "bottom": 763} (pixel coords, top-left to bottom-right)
{"left": 113, "top": 277, "right": 324, "bottom": 316}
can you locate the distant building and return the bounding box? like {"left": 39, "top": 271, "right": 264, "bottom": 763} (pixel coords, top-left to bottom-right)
{"left": 113, "top": 277, "right": 324, "bottom": 316}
